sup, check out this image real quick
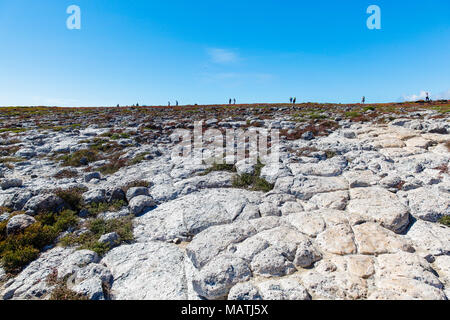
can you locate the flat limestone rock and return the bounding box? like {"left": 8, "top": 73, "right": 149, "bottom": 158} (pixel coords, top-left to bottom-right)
{"left": 353, "top": 222, "right": 415, "bottom": 255}
{"left": 369, "top": 252, "right": 446, "bottom": 300}
{"left": 134, "top": 188, "right": 261, "bottom": 242}
{"left": 406, "top": 220, "right": 450, "bottom": 258}
{"left": 405, "top": 186, "right": 450, "bottom": 222}
{"left": 347, "top": 187, "right": 410, "bottom": 233}
{"left": 102, "top": 242, "right": 188, "bottom": 300}
{"left": 316, "top": 223, "right": 357, "bottom": 255}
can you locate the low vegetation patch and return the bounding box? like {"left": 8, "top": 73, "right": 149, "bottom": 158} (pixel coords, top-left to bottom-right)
{"left": 0, "top": 210, "right": 78, "bottom": 274}
{"left": 54, "top": 169, "right": 79, "bottom": 179}
{"left": 59, "top": 149, "right": 100, "bottom": 167}
{"left": 85, "top": 200, "right": 127, "bottom": 217}
{"left": 200, "top": 162, "right": 236, "bottom": 176}
{"left": 60, "top": 216, "right": 133, "bottom": 256}
{"left": 232, "top": 161, "right": 274, "bottom": 192}
{"left": 438, "top": 216, "right": 450, "bottom": 227}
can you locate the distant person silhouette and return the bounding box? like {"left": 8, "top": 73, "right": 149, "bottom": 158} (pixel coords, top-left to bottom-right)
{"left": 233, "top": 99, "right": 236, "bottom": 104}
{"left": 290, "top": 97, "right": 293, "bottom": 103}
{"left": 293, "top": 97, "right": 296, "bottom": 104}
{"left": 362, "top": 96, "right": 366, "bottom": 104}
{"left": 426, "top": 92, "right": 430, "bottom": 102}
{"left": 176, "top": 100, "right": 179, "bottom": 106}
{"left": 168, "top": 101, "right": 171, "bottom": 107}
{"left": 229, "top": 98, "right": 232, "bottom": 105}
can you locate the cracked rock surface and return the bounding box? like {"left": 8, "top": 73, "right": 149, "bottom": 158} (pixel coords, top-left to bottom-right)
{"left": 0, "top": 103, "right": 449, "bottom": 300}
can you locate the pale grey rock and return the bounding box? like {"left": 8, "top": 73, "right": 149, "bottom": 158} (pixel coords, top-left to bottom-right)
{"left": 228, "top": 237, "right": 269, "bottom": 262}
{"left": 293, "top": 240, "right": 322, "bottom": 268}
{"left": 128, "top": 195, "right": 156, "bottom": 216}
{"left": 316, "top": 223, "right": 357, "bottom": 255}
{"left": 97, "top": 207, "right": 130, "bottom": 220}
{"left": 380, "top": 174, "right": 403, "bottom": 189}
{"left": 353, "top": 222, "right": 415, "bottom": 255}
{"left": 258, "top": 201, "right": 281, "bottom": 217}
{"left": 235, "top": 160, "right": 255, "bottom": 175}
{"left": 369, "top": 252, "right": 446, "bottom": 300}
{"left": 0, "top": 213, "right": 10, "bottom": 222}
{"left": 304, "top": 190, "right": 349, "bottom": 211}
{"left": 406, "top": 220, "right": 450, "bottom": 258}
{"left": 192, "top": 255, "right": 252, "bottom": 300}
{"left": 134, "top": 189, "right": 260, "bottom": 243}
{"left": 288, "top": 156, "right": 347, "bottom": 177}
{"left": 285, "top": 211, "right": 326, "bottom": 238}
{"left": 82, "top": 189, "right": 106, "bottom": 205}
{"left": 6, "top": 214, "right": 36, "bottom": 235}
{"left": 299, "top": 269, "right": 368, "bottom": 300}
{"left": 405, "top": 186, "right": 449, "bottom": 222}
{"left": 125, "top": 187, "right": 149, "bottom": 202}
{"left": 347, "top": 187, "right": 410, "bottom": 233}
{"left": 250, "top": 247, "right": 296, "bottom": 277}
{"left": 257, "top": 278, "right": 311, "bottom": 300}
{"left": 289, "top": 176, "right": 348, "bottom": 200}
{"left": 57, "top": 250, "right": 100, "bottom": 280}
{"left": 187, "top": 221, "right": 257, "bottom": 269}
{"left": 0, "top": 267, "right": 5, "bottom": 282}
{"left": 235, "top": 204, "right": 260, "bottom": 221}
{"left": 1, "top": 178, "right": 23, "bottom": 190}
{"left": 259, "top": 163, "right": 291, "bottom": 184}
{"left": 98, "top": 232, "right": 119, "bottom": 247}
{"left": 343, "top": 170, "right": 380, "bottom": 188}
{"left": 8, "top": 190, "right": 33, "bottom": 211}
{"left": 102, "top": 242, "right": 188, "bottom": 300}
{"left": 23, "top": 194, "right": 64, "bottom": 215}
{"left": 228, "top": 282, "right": 262, "bottom": 300}
{"left": 280, "top": 201, "right": 304, "bottom": 215}
{"left": 1, "top": 247, "right": 74, "bottom": 300}
{"left": 253, "top": 226, "right": 311, "bottom": 261}
{"left": 84, "top": 172, "right": 101, "bottom": 183}
{"left": 433, "top": 255, "right": 450, "bottom": 296}
{"left": 69, "top": 263, "right": 113, "bottom": 300}
{"left": 15, "top": 148, "right": 36, "bottom": 159}
{"left": 71, "top": 278, "right": 105, "bottom": 300}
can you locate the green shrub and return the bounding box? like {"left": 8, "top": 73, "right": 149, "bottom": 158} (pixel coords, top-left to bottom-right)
{"left": 438, "top": 216, "right": 450, "bottom": 227}
{"left": 60, "top": 216, "right": 133, "bottom": 256}
{"left": 59, "top": 149, "right": 100, "bottom": 167}
{"left": 0, "top": 210, "right": 79, "bottom": 273}
{"left": 55, "top": 188, "right": 86, "bottom": 212}
{"left": 344, "top": 111, "right": 361, "bottom": 118}
{"left": 231, "top": 161, "right": 274, "bottom": 192}
{"left": 84, "top": 200, "right": 126, "bottom": 217}
{"left": 200, "top": 162, "right": 236, "bottom": 176}
{"left": 1, "top": 246, "right": 40, "bottom": 272}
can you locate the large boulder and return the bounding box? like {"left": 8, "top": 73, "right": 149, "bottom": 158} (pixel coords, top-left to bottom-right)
{"left": 128, "top": 195, "right": 156, "bottom": 216}
{"left": 6, "top": 214, "right": 36, "bottom": 235}
{"left": 23, "top": 194, "right": 65, "bottom": 215}
{"left": 1, "top": 178, "right": 23, "bottom": 190}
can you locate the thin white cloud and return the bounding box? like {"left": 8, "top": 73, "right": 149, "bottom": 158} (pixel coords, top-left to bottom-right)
{"left": 207, "top": 48, "right": 239, "bottom": 64}
{"left": 403, "top": 91, "right": 428, "bottom": 102}
{"left": 403, "top": 89, "right": 450, "bottom": 101}
{"left": 434, "top": 89, "right": 450, "bottom": 100}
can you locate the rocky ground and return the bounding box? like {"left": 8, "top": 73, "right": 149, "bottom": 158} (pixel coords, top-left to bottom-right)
{"left": 0, "top": 101, "right": 449, "bottom": 300}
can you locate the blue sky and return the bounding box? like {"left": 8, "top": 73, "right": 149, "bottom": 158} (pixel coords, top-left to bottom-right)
{"left": 0, "top": 0, "right": 449, "bottom": 106}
